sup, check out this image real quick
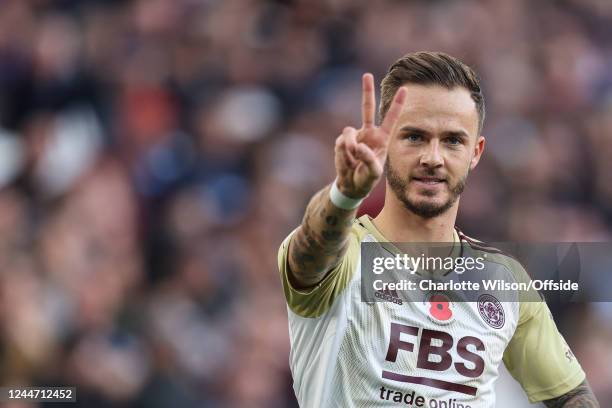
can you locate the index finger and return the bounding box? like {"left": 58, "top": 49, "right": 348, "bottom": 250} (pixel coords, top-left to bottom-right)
{"left": 361, "top": 73, "right": 375, "bottom": 129}
{"left": 380, "top": 86, "right": 407, "bottom": 135}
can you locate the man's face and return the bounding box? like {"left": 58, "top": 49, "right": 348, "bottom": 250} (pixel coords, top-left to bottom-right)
{"left": 385, "top": 84, "right": 485, "bottom": 219}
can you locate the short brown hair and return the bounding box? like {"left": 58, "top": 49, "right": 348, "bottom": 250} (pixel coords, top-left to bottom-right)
{"left": 379, "top": 51, "right": 485, "bottom": 133}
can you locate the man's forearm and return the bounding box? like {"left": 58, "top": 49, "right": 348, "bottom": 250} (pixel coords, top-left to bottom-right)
{"left": 543, "top": 380, "right": 599, "bottom": 408}
{"left": 287, "top": 184, "right": 357, "bottom": 288}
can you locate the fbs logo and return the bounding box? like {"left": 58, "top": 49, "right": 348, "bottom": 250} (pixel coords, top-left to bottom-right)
{"left": 422, "top": 293, "right": 454, "bottom": 324}
{"left": 383, "top": 322, "right": 485, "bottom": 395}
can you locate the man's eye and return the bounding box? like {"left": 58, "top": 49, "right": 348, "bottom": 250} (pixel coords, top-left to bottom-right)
{"left": 445, "top": 136, "right": 461, "bottom": 145}
{"left": 405, "top": 134, "right": 423, "bottom": 142}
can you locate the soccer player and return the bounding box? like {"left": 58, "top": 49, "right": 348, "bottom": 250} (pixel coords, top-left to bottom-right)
{"left": 277, "top": 52, "right": 598, "bottom": 407}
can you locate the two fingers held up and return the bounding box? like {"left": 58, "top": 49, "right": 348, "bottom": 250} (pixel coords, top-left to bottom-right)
{"left": 334, "top": 73, "right": 408, "bottom": 199}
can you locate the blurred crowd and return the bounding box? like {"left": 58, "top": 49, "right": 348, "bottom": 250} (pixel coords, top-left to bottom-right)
{"left": 0, "top": 0, "right": 610, "bottom": 407}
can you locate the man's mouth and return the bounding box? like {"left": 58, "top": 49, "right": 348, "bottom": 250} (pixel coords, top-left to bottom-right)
{"left": 411, "top": 176, "right": 446, "bottom": 185}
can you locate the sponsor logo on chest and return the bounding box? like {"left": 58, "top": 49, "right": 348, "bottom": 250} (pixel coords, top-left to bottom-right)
{"left": 376, "top": 293, "right": 509, "bottom": 397}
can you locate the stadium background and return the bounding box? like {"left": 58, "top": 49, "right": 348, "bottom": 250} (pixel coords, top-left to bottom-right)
{"left": 0, "top": 0, "right": 610, "bottom": 407}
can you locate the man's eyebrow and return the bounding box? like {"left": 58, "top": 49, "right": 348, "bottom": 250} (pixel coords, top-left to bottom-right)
{"left": 442, "top": 130, "right": 469, "bottom": 139}
{"left": 398, "top": 126, "right": 427, "bottom": 134}
{"left": 398, "top": 126, "right": 469, "bottom": 138}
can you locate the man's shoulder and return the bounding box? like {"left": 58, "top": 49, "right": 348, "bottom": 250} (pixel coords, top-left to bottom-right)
{"left": 276, "top": 218, "right": 369, "bottom": 319}
{"left": 457, "top": 229, "right": 526, "bottom": 274}
{"left": 457, "top": 229, "right": 543, "bottom": 306}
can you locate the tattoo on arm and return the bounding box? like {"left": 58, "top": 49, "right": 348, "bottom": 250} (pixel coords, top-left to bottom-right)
{"left": 288, "top": 184, "right": 357, "bottom": 288}
{"left": 543, "top": 380, "right": 599, "bottom": 408}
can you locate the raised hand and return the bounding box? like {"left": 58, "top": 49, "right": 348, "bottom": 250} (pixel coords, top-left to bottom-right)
{"left": 334, "top": 73, "right": 407, "bottom": 198}
{"left": 286, "top": 74, "right": 407, "bottom": 285}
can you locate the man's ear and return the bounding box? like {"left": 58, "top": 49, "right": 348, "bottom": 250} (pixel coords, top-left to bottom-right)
{"left": 470, "top": 135, "right": 485, "bottom": 170}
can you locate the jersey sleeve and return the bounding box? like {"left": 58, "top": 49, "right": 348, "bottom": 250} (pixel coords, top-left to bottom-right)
{"left": 502, "top": 299, "right": 585, "bottom": 402}
{"left": 277, "top": 226, "right": 361, "bottom": 318}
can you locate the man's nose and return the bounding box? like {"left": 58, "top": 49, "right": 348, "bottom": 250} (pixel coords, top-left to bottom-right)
{"left": 419, "top": 139, "right": 443, "bottom": 168}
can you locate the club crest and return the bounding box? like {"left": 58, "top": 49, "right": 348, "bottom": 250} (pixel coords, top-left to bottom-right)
{"left": 478, "top": 294, "right": 505, "bottom": 329}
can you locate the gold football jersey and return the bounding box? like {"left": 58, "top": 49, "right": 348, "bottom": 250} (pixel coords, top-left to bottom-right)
{"left": 278, "top": 215, "right": 585, "bottom": 407}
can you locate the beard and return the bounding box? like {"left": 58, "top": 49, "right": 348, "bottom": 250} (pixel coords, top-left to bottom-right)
{"left": 385, "top": 157, "right": 467, "bottom": 219}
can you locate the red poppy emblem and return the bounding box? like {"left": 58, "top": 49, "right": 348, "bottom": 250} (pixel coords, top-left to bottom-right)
{"left": 429, "top": 294, "right": 452, "bottom": 321}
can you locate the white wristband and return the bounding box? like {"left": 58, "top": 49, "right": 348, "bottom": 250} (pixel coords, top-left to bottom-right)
{"left": 329, "top": 180, "right": 364, "bottom": 210}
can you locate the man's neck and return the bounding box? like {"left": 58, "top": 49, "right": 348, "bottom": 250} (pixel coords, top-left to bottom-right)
{"left": 372, "top": 191, "right": 459, "bottom": 243}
